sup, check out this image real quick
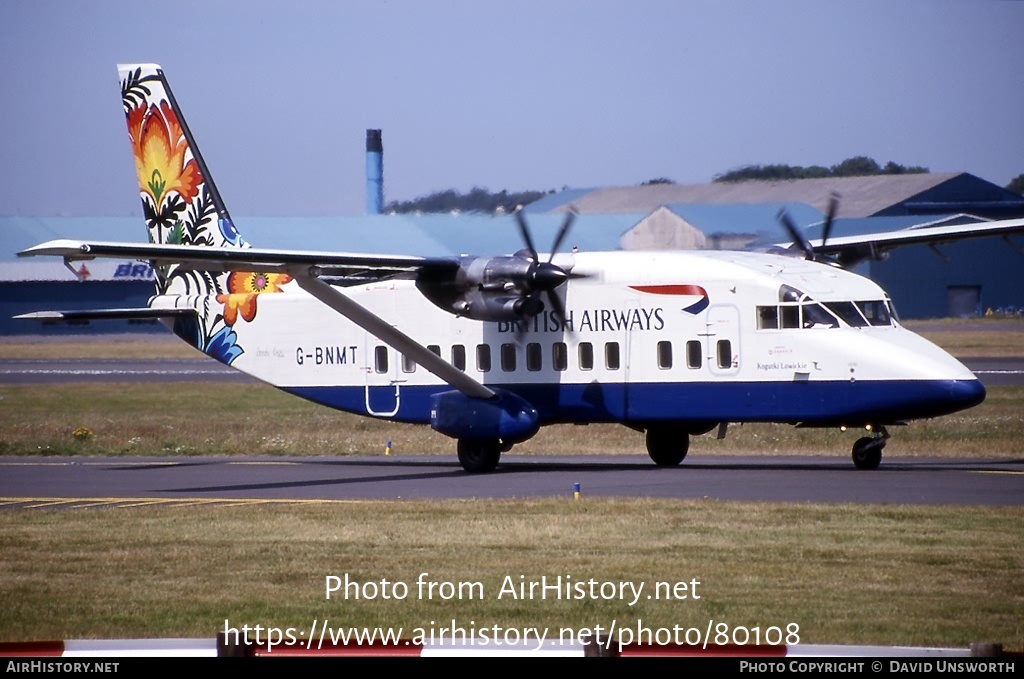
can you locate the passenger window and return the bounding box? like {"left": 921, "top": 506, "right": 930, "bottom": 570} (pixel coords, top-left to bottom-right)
{"left": 501, "top": 343, "right": 516, "bottom": 372}
{"left": 451, "top": 344, "right": 466, "bottom": 371}
{"left": 657, "top": 341, "right": 672, "bottom": 369}
{"left": 686, "top": 340, "right": 702, "bottom": 369}
{"left": 605, "top": 342, "right": 620, "bottom": 370}
{"left": 526, "top": 343, "right": 542, "bottom": 371}
{"left": 578, "top": 342, "right": 594, "bottom": 371}
{"left": 552, "top": 342, "right": 568, "bottom": 371}
{"left": 427, "top": 344, "right": 441, "bottom": 356}
{"left": 374, "top": 345, "right": 388, "bottom": 374}
{"left": 401, "top": 353, "right": 416, "bottom": 373}
{"left": 717, "top": 339, "right": 732, "bottom": 369}
{"left": 476, "top": 344, "right": 491, "bottom": 372}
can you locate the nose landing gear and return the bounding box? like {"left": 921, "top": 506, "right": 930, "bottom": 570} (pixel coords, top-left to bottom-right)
{"left": 851, "top": 425, "right": 889, "bottom": 470}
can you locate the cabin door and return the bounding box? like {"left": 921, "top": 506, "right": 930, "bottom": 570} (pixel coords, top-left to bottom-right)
{"left": 705, "top": 305, "right": 740, "bottom": 376}
{"left": 363, "top": 291, "right": 403, "bottom": 417}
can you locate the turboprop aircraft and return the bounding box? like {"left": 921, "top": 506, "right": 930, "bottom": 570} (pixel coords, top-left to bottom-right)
{"left": 17, "top": 64, "right": 1023, "bottom": 473}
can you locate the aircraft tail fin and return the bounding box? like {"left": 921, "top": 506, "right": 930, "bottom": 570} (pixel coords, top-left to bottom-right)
{"left": 118, "top": 64, "right": 272, "bottom": 359}
{"left": 119, "top": 63, "right": 247, "bottom": 253}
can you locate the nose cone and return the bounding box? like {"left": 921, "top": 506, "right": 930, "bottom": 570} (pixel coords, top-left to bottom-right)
{"left": 950, "top": 378, "right": 986, "bottom": 410}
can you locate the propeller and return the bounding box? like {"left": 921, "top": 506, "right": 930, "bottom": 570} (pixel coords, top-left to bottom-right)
{"left": 512, "top": 208, "right": 578, "bottom": 334}
{"left": 777, "top": 192, "right": 840, "bottom": 262}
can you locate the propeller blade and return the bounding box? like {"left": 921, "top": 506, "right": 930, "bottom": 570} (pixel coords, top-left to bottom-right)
{"left": 514, "top": 210, "right": 539, "bottom": 262}
{"left": 778, "top": 209, "right": 815, "bottom": 260}
{"left": 547, "top": 208, "right": 577, "bottom": 262}
{"left": 821, "top": 192, "right": 839, "bottom": 247}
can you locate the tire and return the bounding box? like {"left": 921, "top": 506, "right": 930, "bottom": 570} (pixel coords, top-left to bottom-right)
{"left": 852, "top": 437, "right": 882, "bottom": 470}
{"left": 645, "top": 427, "right": 689, "bottom": 466}
{"left": 457, "top": 439, "right": 501, "bottom": 473}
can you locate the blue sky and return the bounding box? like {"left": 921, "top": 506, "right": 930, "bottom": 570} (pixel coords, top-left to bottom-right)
{"left": 2, "top": 1, "right": 1022, "bottom": 217}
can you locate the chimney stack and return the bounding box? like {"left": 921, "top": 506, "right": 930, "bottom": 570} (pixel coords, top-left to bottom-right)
{"left": 366, "top": 129, "right": 383, "bottom": 215}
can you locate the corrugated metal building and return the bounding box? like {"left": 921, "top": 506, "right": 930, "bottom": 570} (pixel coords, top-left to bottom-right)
{"left": 531, "top": 173, "right": 1024, "bottom": 318}
{"left": 4, "top": 172, "right": 1023, "bottom": 333}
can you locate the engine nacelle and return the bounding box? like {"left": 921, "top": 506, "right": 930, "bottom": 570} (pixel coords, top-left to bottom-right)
{"left": 415, "top": 254, "right": 565, "bottom": 322}
{"left": 430, "top": 389, "right": 540, "bottom": 444}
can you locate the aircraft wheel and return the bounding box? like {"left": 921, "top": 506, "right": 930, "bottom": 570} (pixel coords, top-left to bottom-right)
{"left": 645, "top": 427, "right": 689, "bottom": 466}
{"left": 852, "top": 437, "right": 883, "bottom": 470}
{"left": 457, "top": 439, "right": 501, "bottom": 473}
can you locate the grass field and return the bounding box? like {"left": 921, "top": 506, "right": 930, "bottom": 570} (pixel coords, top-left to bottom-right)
{"left": 1, "top": 500, "right": 1021, "bottom": 650}
{"left": 0, "top": 324, "right": 1021, "bottom": 650}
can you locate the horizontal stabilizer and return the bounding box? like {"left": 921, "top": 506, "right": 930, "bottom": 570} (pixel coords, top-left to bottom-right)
{"left": 14, "top": 308, "right": 196, "bottom": 322}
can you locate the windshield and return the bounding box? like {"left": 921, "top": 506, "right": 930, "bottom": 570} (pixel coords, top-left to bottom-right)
{"left": 759, "top": 289, "right": 898, "bottom": 330}
{"left": 856, "top": 300, "right": 895, "bottom": 326}
{"left": 824, "top": 302, "right": 869, "bottom": 327}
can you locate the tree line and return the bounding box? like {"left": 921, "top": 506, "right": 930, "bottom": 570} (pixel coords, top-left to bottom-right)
{"left": 385, "top": 187, "right": 551, "bottom": 215}
{"left": 712, "top": 156, "right": 928, "bottom": 182}
{"left": 386, "top": 159, "right": 1024, "bottom": 213}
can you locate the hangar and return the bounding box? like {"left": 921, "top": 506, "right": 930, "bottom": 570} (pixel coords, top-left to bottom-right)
{"left": 3, "top": 173, "right": 1022, "bottom": 334}
{"left": 528, "top": 173, "right": 1024, "bottom": 319}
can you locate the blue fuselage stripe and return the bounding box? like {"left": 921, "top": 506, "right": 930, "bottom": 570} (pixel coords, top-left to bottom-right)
{"left": 283, "top": 379, "right": 985, "bottom": 426}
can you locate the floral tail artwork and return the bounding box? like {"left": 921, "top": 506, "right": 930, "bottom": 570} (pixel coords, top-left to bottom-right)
{"left": 119, "top": 63, "right": 292, "bottom": 365}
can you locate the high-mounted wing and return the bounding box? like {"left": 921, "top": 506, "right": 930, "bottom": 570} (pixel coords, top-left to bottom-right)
{"left": 774, "top": 215, "right": 1024, "bottom": 268}
{"left": 18, "top": 239, "right": 456, "bottom": 278}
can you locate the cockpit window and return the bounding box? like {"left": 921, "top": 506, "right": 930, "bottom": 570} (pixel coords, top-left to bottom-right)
{"left": 761, "top": 287, "right": 898, "bottom": 330}
{"left": 824, "top": 302, "right": 869, "bottom": 328}
{"left": 779, "top": 285, "right": 803, "bottom": 303}
{"left": 856, "top": 300, "right": 894, "bottom": 326}
{"left": 887, "top": 299, "right": 900, "bottom": 323}
{"left": 802, "top": 303, "right": 839, "bottom": 329}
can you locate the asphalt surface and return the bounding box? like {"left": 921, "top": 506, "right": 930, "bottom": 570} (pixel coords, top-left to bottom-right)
{"left": 1, "top": 351, "right": 1020, "bottom": 508}
{"left": 1, "top": 454, "right": 1021, "bottom": 506}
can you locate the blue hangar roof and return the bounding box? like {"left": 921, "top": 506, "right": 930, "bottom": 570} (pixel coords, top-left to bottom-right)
{"left": 664, "top": 202, "right": 824, "bottom": 236}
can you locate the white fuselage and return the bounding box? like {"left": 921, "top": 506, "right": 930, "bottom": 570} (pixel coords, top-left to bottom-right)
{"left": 163, "top": 250, "right": 983, "bottom": 427}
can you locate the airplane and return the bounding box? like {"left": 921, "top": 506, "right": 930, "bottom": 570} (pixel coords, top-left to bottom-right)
{"left": 17, "top": 63, "right": 1024, "bottom": 473}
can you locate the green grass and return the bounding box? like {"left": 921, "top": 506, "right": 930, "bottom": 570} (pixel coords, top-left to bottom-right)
{"left": 0, "top": 499, "right": 1020, "bottom": 649}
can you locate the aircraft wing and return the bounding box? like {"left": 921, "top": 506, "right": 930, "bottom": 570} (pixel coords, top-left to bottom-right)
{"left": 777, "top": 217, "right": 1024, "bottom": 268}
{"left": 18, "top": 239, "right": 460, "bottom": 278}
{"left": 17, "top": 239, "right": 495, "bottom": 400}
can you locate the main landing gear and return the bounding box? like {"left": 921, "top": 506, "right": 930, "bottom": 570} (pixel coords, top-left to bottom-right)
{"left": 457, "top": 439, "right": 502, "bottom": 473}
{"left": 644, "top": 426, "right": 691, "bottom": 467}
{"left": 851, "top": 425, "right": 889, "bottom": 470}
